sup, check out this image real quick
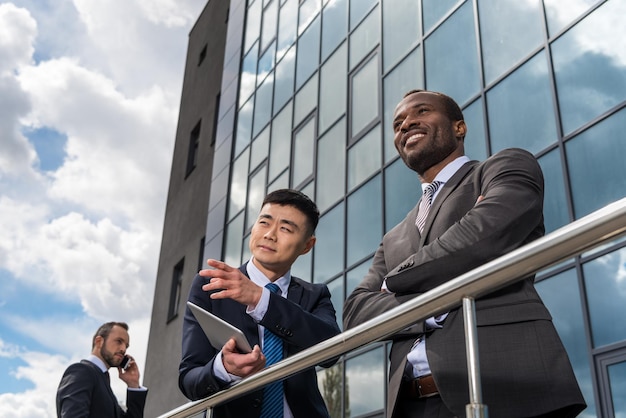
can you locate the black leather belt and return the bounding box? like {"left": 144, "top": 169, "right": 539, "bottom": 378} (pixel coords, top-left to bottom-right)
{"left": 400, "top": 375, "right": 439, "bottom": 399}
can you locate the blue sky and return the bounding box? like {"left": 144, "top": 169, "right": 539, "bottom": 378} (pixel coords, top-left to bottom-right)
{"left": 0, "top": 1, "right": 206, "bottom": 416}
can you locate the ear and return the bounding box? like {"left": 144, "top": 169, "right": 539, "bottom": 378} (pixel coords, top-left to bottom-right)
{"left": 454, "top": 120, "right": 467, "bottom": 139}
{"left": 300, "top": 236, "right": 316, "bottom": 255}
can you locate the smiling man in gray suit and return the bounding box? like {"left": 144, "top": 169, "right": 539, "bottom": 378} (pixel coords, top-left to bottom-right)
{"left": 343, "top": 90, "right": 586, "bottom": 418}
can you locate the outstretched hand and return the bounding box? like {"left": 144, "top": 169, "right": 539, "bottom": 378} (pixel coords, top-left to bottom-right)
{"left": 200, "top": 259, "right": 263, "bottom": 307}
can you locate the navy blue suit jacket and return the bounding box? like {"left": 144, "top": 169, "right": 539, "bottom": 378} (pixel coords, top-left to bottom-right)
{"left": 56, "top": 360, "right": 147, "bottom": 418}
{"left": 179, "top": 263, "right": 341, "bottom": 418}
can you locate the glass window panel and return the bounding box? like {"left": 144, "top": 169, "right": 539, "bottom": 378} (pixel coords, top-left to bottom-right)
{"left": 543, "top": 0, "right": 600, "bottom": 37}
{"left": 245, "top": 0, "right": 263, "bottom": 52}
{"left": 351, "top": 56, "right": 380, "bottom": 137}
{"left": 478, "top": 0, "right": 544, "bottom": 85}
{"left": 583, "top": 247, "right": 626, "bottom": 348}
{"left": 325, "top": 276, "right": 344, "bottom": 328}
{"left": 317, "top": 363, "right": 346, "bottom": 417}
{"left": 268, "top": 169, "right": 289, "bottom": 192}
{"left": 551, "top": 0, "right": 626, "bottom": 135}
{"left": 487, "top": 51, "right": 557, "bottom": 155}
{"left": 257, "top": 40, "right": 276, "bottom": 85}
{"left": 349, "top": 5, "right": 379, "bottom": 70}
{"left": 537, "top": 149, "right": 569, "bottom": 234}
{"left": 229, "top": 148, "right": 250, "bottom": 219}
{"left": 314, "top": 203, "right": 345, "bottom": 283}
{"left": 384, "top": 157, "right": 420, "bottom": 232}
{"left": 299, "top": 0, "right": 322, "bottom": 34}
{"left": 316, "top": 118, "right": 346, "bottom": 212}
{"left": 536, "top": 270, "right": 595, "bottom": 415}
{"left": 296, "top": 14, "right": 321, "bottom": 89}
{"left": 273, "top": 46, "right": 296, "bottom": 115}
{"left": 347, "top": 176, "right": 382, "bottom": 266}
{"left": 349, "top": 0, "right": 376, "bottom": 30}
{"left": 292, "top": 117, "right": 316, "bottom": 187}
{"left": 346, "top": 257, "right": 372, "bottom": 294}
{"left": 246, "top": 166, "right": 267, "bottom": 230}
{"left": 277, "top": 0, "right": 298, "bottom": 60}
{"left": 462, "top": 98, "right": 487, "bottom": 161}
{"left": 294, "top": 73, "right": 319, "bottom": 127}
{"left": 321, "top": 0, "right": 348, "bottom": 62}
{"left": 425, "top": 1, "right": 480, "bottom": 105}
{"left": 235, "top": 96, "right": 254, "bottom": 156}
{"left": 242, "top": 235, "right": 251, "bottom": 267}
{"left": 251, "top": 125, "right": 270, "bottom": 171}
{"left": 422, "top": 0, "right": 462, "bottom": 33}
{"left": 382, "top": 0, "right": 420, "bottom": 72}
{"left": 240, "top": 42, "right": 259, "bottom": 108}
{"left": 565, "top": 107, "right": 626, "bottom": 219}
{"left": 261, "top": 0, "right": 278, "bottom": 51}
{"left": 253, "top": 72, "right": 274, "bottom": 138}
{"left": 382, "top": 49, "right": 423, "bottom": 163}
{"left": 224, "top": 212, "right": 245, "bottom": 267}
{"left": 345, "top": 347, "right": 385, "bottom": 416}
{"left": 320, "top": 42, "right": 347, "bottom": 134}
{"left": 269, "top": 101, "right": 292, "bottom": 182}
{"left": 348, "top": 124, "right": 381, "bottom": 190}
{"left": 609, "top": 361, "right": 626, "bottom": 417}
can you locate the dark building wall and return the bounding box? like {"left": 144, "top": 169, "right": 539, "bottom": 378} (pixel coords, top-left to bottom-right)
{"left": 143, "top": 1, "right": 230, "bottom": 416}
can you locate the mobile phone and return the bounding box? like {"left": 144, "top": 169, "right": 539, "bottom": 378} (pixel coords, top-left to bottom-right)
{"left": 120, "top": 355, "right": 131, "bottom": 370}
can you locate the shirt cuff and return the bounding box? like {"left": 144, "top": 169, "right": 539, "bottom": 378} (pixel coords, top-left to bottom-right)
{"left": 212, "top": 351, "right": 242, "bottom": 384}
{"left": 247, "top": 287, "right": 271, "bottom": 321}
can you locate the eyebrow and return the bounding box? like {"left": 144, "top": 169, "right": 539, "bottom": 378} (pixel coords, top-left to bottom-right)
{"left": 259, "top": 213, "right": 301, "bottom": 230}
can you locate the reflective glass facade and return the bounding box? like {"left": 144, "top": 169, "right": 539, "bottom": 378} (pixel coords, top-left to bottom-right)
{"left": 205, "top": 1, "right": 626, "bottom": 416}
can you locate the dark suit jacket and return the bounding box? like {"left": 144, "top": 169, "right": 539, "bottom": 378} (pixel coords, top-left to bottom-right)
{"left": 344, "top": 148, "right": 586, "bottom": 417}
{"left": 56, "top": 359, "right": 147, "bottom": 418}
{"left": 179, "top": 263, "right": 341, "bottom": 418}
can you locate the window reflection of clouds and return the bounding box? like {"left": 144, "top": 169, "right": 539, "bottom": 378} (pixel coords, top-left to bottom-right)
{"left": 277, "top": 0, "right": 297, "bottom": 60}
{"left": 478, "top": 0, "right": 543, "bottom": 85}
{"left": 543, "top": 0, "right": 599, "bottom": 35}
{"left": 608, "top": 361, "right": 626, "bottom": 417}
{"left": 299, "top": 0, "right": 322, "bottom": 35}
{"left": 583, "top": 247, "right": 626, "bottom": 348}
{"left": 552, "top": 0, "right": 626, "bottom": 134}
{"left": 346, "top": 347, "right": 385, "bottom": 417}
{"left": 244, "top": 0, "right": 262, "bottom": 52}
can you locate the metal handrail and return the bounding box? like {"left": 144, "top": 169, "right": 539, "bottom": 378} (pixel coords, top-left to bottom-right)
{"left": 159, "top": 197, "right": 626, "bottom": 418}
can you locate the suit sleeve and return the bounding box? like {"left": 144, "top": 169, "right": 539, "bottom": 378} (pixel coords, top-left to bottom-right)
{"left": 56, "top": 363, "right": 94, "bottom": 418}
{"left": 123, "top": 389, "right": 148, "bottom": 418}
{"left": 179, "top": 274, "right": 228, "bottom": 401}
{"left": 344, "top": 148, "right": 544, "bottom": 328}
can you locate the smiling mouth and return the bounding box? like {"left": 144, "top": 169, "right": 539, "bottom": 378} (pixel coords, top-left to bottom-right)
{"left": 404, "top": 132, "right": 426, "bottom": 147}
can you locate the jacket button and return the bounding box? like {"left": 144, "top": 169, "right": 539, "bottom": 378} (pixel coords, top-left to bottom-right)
{"left": 252, "top": 398, "right": 262, "bottom": 407}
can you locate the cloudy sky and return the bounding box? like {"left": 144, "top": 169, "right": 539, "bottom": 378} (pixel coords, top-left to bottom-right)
{"left": 0, "top": 1, "right": 207, "bottom": 416}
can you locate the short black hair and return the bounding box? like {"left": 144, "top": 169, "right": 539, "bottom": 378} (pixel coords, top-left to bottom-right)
{"left": 403, "top": 89, "right": 464, "bottom": 122}
{"left": 262, "top": 189, "right": 320, "bottom": 235}
{"left": 92, "top": 322, "right": 129, "bottom": 348}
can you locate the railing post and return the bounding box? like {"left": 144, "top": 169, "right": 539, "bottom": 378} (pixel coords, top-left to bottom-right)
{"left": 463, "top": 297, "right": 488, "bottom": 418}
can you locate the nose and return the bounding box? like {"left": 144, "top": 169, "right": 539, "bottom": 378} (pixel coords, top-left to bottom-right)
{"left": 263, "top": 226, "right": 277, "bottom": 241}
{"left": 400, "top": 114, "right": 419, "bottom": 133}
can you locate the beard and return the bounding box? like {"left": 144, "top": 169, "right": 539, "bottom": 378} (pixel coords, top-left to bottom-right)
{"left": 400, "top": 130, "right": 459, "bottom": 175}
{"left": 100, "top": 344, "right": 123, "bottom": 368}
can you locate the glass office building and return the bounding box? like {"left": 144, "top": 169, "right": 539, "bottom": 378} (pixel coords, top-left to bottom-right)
{"left": 162, "top": 0, "right": 626, "bottom": 417}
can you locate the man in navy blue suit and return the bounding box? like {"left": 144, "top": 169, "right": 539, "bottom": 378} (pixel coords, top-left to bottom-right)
{"left": 179, "top": 189, "right": 341, "bottom": 417}
{"left": 56, "top": 322, "right": 147, "bottom": 417}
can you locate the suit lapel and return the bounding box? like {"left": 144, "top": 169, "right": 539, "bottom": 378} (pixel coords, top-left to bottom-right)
{"left": 420, "top": 161, "right": 476, "bottom": 244}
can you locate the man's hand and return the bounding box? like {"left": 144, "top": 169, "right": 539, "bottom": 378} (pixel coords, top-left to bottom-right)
{"left": 116, "top": 355, "right": 141, "bottom": 388}
{"left": 200, "top": 259, "right": 264, "bottom": 307}
{"left": 222, "top": 339, "right": 266, "bottom": 377}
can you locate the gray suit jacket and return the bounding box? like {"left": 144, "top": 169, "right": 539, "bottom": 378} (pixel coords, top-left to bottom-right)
{"left": 344, "top": 148, "right": 586, "bottom": 417}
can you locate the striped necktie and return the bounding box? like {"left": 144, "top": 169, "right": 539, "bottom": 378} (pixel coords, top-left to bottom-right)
{"left": 260, "top": 283, "right": 284, "bottom": 418}
{"left": 415, "top": 181, "right": 443, "bottom": 233}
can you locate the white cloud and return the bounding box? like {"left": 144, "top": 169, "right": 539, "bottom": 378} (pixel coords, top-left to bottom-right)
{"left": 0, "top": 0, "right": 206, "bottom": 416}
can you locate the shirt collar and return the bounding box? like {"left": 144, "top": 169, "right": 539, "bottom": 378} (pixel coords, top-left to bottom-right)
{"left": 421, "top": 155, "right": 471, "bottom": 193}
{"left": 246, "top": 257, "right": 291, "bottom": 296}
{"left": 87, "top": 354, "right": 108, "bottom": 372}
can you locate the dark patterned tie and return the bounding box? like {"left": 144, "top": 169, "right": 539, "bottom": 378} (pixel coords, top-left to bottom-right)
{"left": 415, "top": 181, "right": 443, "bottom": 232}
{"left": 260, "top": 283, "right": 284, "bottom": 418}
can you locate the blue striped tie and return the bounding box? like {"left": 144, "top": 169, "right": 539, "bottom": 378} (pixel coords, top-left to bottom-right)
{"left": 260, "top": 283, "right": 284, "bottom": 418}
